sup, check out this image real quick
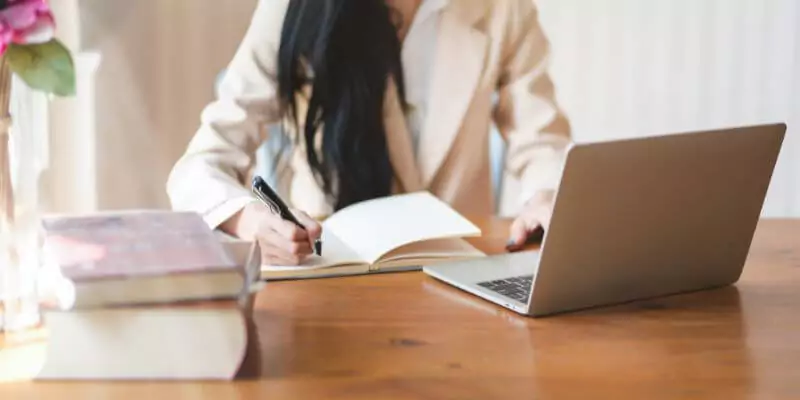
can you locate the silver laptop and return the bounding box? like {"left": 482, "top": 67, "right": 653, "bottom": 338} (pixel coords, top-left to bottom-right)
{"left": 423, "top": 123, "right": 786, "bottom": 317}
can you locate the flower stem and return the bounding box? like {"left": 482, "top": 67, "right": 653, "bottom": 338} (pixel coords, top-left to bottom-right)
{"left": 0, "top": 57, "right": 15, "bottom": 240}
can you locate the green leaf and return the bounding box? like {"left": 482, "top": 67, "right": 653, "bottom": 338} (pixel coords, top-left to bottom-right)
{"left": 5, "top": 39, "right": 76, "bottom": 97}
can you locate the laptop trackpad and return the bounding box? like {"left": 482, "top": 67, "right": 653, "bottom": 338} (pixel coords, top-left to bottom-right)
{"left": 425, "top": 250, "right": 541, "bottom": 284}
{"left": 502, "top": 251, "right": 541, "bottom": 277}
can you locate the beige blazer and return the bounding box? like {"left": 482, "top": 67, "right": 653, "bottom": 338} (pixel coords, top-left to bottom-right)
{"left": 167, "top": 0, "right": 572, "bottom": 229}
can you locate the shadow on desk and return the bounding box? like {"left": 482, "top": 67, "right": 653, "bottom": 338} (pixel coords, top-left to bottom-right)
{"left": 235, "top": 315, "right": 263, "bottom": 379}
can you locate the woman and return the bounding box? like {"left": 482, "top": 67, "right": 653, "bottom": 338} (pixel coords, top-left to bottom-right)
{"left": 167, "top": 0, "right": 571, "bottom": 266}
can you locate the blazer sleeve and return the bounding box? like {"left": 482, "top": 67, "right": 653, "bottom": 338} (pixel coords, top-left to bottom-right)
{"left": 492, "top": 0, "right": 572, "bottom": 208}
{"left": 166, "top": 0, "right": 288, "bottom": 229}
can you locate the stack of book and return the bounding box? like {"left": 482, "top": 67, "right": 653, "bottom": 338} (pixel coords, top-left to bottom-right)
{"left": 36, "top": 210, "right": 262, "bottom": 380}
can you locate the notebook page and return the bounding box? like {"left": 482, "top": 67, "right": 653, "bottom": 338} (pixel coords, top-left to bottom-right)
{"left": 376, "top": 238, "right": 485, "bottom": 264}
{"left": 322, "top": 192, "right": 481, "bottom": 263}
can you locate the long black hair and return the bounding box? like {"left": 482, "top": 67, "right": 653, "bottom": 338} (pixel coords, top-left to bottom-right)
{"left": 277, "top": 0, "right": 406, "bottom": 211}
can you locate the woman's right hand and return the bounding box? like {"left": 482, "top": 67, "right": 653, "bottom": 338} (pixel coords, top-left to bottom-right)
{"left": 222, "top": 202, "right": 322, "bottom": 266}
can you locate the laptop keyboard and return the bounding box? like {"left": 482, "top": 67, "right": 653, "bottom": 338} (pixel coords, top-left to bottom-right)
{"left": 477, "top": 275, "right": 534, "bottom": 303}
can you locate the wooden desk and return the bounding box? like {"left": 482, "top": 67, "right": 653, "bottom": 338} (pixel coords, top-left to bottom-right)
{"left": 2, "top": 218, "right": 799, "bottom": 399}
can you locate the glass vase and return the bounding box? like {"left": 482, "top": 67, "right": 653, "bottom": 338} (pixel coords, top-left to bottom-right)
{"left": 0, "top": 62, "right": 45, "bottom": 333}
{"left": 0, "top": 134, "right": 44, "bottom": 332}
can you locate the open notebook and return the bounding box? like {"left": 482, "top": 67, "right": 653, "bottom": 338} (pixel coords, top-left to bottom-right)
{"left": 262, "top": 192, "right": 485, "bottom": 280}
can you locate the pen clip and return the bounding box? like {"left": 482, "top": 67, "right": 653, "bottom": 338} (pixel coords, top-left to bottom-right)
{"left": 252, "top": 185, "right": 281, "bottom": 216}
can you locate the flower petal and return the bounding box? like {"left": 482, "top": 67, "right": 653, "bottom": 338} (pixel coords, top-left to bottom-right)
{"left": 13, "top": 9, "right": 52, "bottom": 43}
{"left": 0, "top": 0, "right": 50, "bottom": 30}
{"left": 0, "top": 26, "right": 12, "bottom": 52}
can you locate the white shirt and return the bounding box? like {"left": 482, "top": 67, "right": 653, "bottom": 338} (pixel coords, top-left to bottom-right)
{"left": 401, "top": 0, "right": 447, "bottom": 157}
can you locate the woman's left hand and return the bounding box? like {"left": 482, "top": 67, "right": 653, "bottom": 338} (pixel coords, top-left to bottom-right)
{"left": 507, "top": 190, "right": 555, "bottom": 251}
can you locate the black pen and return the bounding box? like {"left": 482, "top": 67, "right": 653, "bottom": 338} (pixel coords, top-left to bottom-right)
{"left": 251, "top": 175, "right": 322, "bottom": 256}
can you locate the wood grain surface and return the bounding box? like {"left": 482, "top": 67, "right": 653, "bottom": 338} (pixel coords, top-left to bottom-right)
{"left": 2, "top": 218, "right": 799, "bottom": 400}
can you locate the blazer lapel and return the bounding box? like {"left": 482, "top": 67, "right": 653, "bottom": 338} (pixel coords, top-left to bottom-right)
{"left": 384, "top": 80, "right": 423, "bottom": 193}
{"left": 418, "top": 8, "right": 487, "bottom": 187}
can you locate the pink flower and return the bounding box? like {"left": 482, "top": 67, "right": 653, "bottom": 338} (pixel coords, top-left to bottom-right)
{"left": 0, "top": 0, "right": 55, "bottom": 54}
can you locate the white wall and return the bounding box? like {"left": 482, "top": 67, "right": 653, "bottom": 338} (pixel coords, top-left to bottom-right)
{"left": 65, "top": 0, "right": 258, "bottom": 211}
{"left": 535, "top": 0, "right": 800, "bottom": 217}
